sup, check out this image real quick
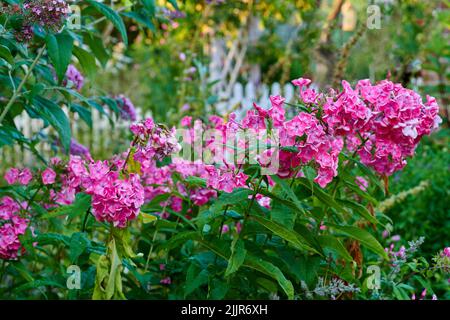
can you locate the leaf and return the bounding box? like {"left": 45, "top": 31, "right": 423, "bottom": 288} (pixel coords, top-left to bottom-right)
{"left": 210, "top": 279, "right": 228, "bottom": 299}
{"left": 142, "top": 0, "right": 156, "bottom": 15}
{"left": 244, "top": 256, "right": 294, "bottom": 300}
{"left": 270, "top": 175, "right": 305, "bottom": 214}
{"left": 141, "top": 212, "right": 158, "bottom": 224}
{"left": 31, "top": 96, "right": 71, "bottom": 152}
{"left": 46, "top": 33, "right": 73, "bottom": 82}
{"left": 210, "top": 188, "right": 252, "bottom": 213}
{"left": 69, "top": 232, "right": 91, "bottom": 263}
{"left": 225, "top": 239, "right": 247, "bottom": 277}
{"left": 70, "top": 104, "right": 92, "bottom": 127}
{"left": 185, "top": 265, "right": 209, "bottom": 297}
{"left": 121, "top": 12, "right": 155, "bottom": 32}
{"left": 14, "top": 279, "right": 65, "bottom": 292}
{"left": 195, "top": 238, "right": 294, "bottom": 299}
{"left": 184, "top": 176, "right": 207, "bottom": 188}
{"left": 164, "top": 231, "right": 199, "bottom": 250}
{"left": 297, "top": 178, "right": 347, "bottom": 213}
{"left": 83, "top": 33, "right": 110, "bottom": 67}
{"left": 343, "top": 154, "right": 385, "bottom": 194}
{"left": 31, "top": 233, "right": 70, "bottom": 247}
{"left": 167, "top": 0, "right": 179, "bottom": 10}
{"left": 0, "top": 44, "right": 14, "bottom": 65}
{"left": 328, "top": 224, "right": 388, "bottom": 260}
{"left": 41, "top": 193, "right": 91, "bottom": 219}
{"left": 87, "top": 0, "right": 128, "bottom": 46}
{"left": 73, "top": 46, "right": 97, "bottom": 78}
{"left": 251, "top": 215, "right": 320, "bottom": 255}
{"left": 337, "top": 199, "right": 379, "bottom": 225}
{"left": 317, "top": 235, "right": 353, "bottom": 262}
{"left": 92, "top": 238, "right": 125, "bottom": 300}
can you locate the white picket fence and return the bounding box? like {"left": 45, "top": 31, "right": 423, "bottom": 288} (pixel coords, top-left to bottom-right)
{"left": 0, "top": 81, "right": 300, "bottom": 169}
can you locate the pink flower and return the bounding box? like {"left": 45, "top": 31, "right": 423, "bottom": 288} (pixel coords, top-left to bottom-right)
{"left": 41, "top": 168, "right": 56, "bottom": 185}
{"left": 160, "top": 277, "right": 171, "bottom": 285}
{"left": 221, "top": 224, "right": 229, "bottom": 234}
{"left": 4, "top": 168, "right": 20, "bottom": 184}
{"left": 181, "top": 116, "right": 192, "bottom": 127}
{"left": 292, "top": 77, "right": 312, "bottom": 87}
{"left": 18, "top": 168, "right": 33, "bottom": 185}
{"left": 355, "top": 176, "right": 369, "bottom": 191}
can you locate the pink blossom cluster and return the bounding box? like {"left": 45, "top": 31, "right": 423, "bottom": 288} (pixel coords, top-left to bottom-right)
{"left": 131, "top": 118, "right": 181, "bottom": 162}
{"left": 442, "top": 247, "right": 450, "bottom": 258}
{"left": 66, "top": 157, "right": 145, "bottom": 228}
{"left": 323, "top": 79, "right": 441, "bottom": 176}
{"left": 4, "top": 168, "right": 33, "bottom": 185}
{"left": 0, "top": 197, "right": 29, "bottom": 260}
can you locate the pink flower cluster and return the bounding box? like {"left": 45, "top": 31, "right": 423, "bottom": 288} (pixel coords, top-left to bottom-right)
{"left": 323, "top": 79, "right": 442, "bottom": 176}
{"left": 4, "top": 168, "right": 33, "bottom": 185}
{"left": 0, "top": 197, "right": 29, "bottom": 260}
{"left": 66, "top": 157, "right": 145, "bottom": 228}
{"left": 131, "top": 118, "right": 181, "bottom": 162}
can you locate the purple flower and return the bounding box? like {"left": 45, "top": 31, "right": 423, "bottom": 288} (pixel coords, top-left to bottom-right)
{"left": 23, "top": 0, "right": 69, "bottom": 32}
{"left": 115, "top": 95, "right": 137, "bottom": 122}
{"left": 64, "top": 65, "right": 84, "bottom": 91}
{"left": 70, "top": 139, "right": 90, "bottom": 158}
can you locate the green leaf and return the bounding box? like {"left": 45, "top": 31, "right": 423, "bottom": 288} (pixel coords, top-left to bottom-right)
{"left": 225, "top": 239, "right": 247, "bottom": 277}
{"left": 317, "top": 235, "right": 353, "bottom": 262}
{"left": 121, "top": 12, "right": 156, "bottom": 32}
{"left": 31, "top": 233, "right": 70, "bottom": 247}
{"left": 83, "top": 33, "right": 110, "bottom": 67}
{"left": 244, "top": 256, "right": 294, "bottom": 300}
{"left": 185, "top": 265, "right": 209, "bottom": 297}
{"left": 328, "top": 224, "right": 388, "bottom": 259}
{"left": 337, "top": 199, "right": 379, "bottom": 225}
{"left": 41, "top": 193, "right": 91, "bottom": 219}
{"left": 251, "top": 215, "right": 320, "bottom": 255}
{"left": 46, "top": 33, "right": 73, "bottom": 82}
{"left": 167, "top": 0, "right": 179, "bottom": 10}
{"left": 0, "top": 44, "right": 14, "bottom": 65}
{"left": 70, "top": 104, "right": 92, "bottom": 127}
{"left": 141, "top": 212, "right": 158, "bottom": 224}
{"left": 92, "top": 238, "right": 125, "bottom": 300}
{"left": 142, "top": 0, "right": 156, "bottom": 15}
{"left": 31, "top": 96, "right": 71, "bottom": 152}
{"left": 343, "top": 154, "right": 385, "bottom": 194}
{"left": 297, "top": 178, "right": 347, "bottom": 213}
{"left": 164, "top": 231, "right": 198, "bottom": 250}
{"left": 69, "top": 232, "right": 91, "bottom": 263}
{"left": 195, "top": 238, "right": 294, "bottom": 299}
{"left": 87, "top": 0, "right": 128, "bottom": 46}
{"left": 270, "top": 175, "right": 305, "bottom": 214}
{"left": 210, "top": 188, "right": 252, "bottom": 213}
{"left": 73, "top": 46, "right": 97, "bottom": 78}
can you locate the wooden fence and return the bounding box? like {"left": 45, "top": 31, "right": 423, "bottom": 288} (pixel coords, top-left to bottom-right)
{"left": 0, "top": 81, "right": 299, "bottom": 169}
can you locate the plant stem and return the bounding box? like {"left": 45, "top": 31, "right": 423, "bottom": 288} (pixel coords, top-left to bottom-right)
{"left": 82, "top": 207, "right": 91, "bottom": 232}
{"left": 144, "top": 228, "right": 159, "bottom": 273}
{"left": 0, "top": 44, "right": 46, "bottom": 125}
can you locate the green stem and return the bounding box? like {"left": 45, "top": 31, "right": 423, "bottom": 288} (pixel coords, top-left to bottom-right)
{"left": 144, "top": 228, "right": 158, "bottom": 273}
{"left": 0, "top": 44, "right": 46, "bottom": 125}
{"left": 82, "top": 207, "right": 91, "bottom": 233}
{"left": 240, "top": 175, "right": 264, "bottom": 236}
